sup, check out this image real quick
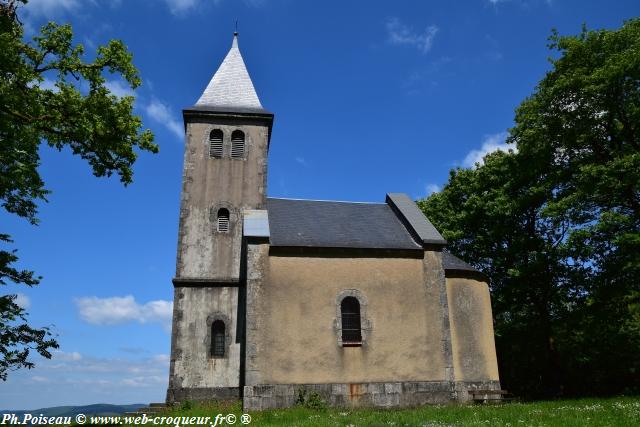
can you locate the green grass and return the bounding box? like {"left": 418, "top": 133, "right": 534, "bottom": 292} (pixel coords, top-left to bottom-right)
{"left": 154, "top": 396, "right": 640, "bottom": 426}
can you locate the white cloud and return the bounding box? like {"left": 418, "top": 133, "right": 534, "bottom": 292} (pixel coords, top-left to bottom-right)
{"left": 39, "top": 78, "right": 58, "bottom": 92}
{"left": 53, "top": 350, "right": 82, "bottom": 361}
{"left": 144, "top": 99, "right": 184, "bottom": 140}
{"left": 164, "top": 0, "right": 263, "bottom": 15}
{"left": 295, "top": 156, "right": 308, "bottom": 166}
{"left": 14, "top": 293, "right": 31, "bottom": 309}
{"left": 2, "top": 352, "right": 169, "bottom": 408}
{"left": 386, "top": 18, "right": 439, "bottom": 54}
{"left": 425, "top": 183, "right": 440, "bottom": 196}
{"left": 151, "top": 354, "right": 170, "bottom": 364}
{"left": 75, "top": 295, "right": 173, "bottom": 332}
{"left": 31, "top": 76, "right": 94, "bottom": 94}
{"left": 23, "top": 0, "right": 81, "bottom": 18}
{"left": 120, "top": 375, "right": 166, "bottom": 387}
{"left": 463, "top": 131, "right": 515, "bottom": 168}
{"left": 20, "top": 1, "right": 123, "bottom": 34}
{"left": 164, "top": 0, "right": 201, "bottom": 15}
{"left": 83, "top": 37, "right": 97, "bottom": 51}
{"left": 26, "top": 77, "right": 58, "bottom": 92}
{"left": 33, "top": 353, "right": 168, "bottom": 386}
{"left": 104, "top": 80, "right": 134, "bottom": 98}
{"left": 46, "top": 352, "right": 170, "bottom": 376}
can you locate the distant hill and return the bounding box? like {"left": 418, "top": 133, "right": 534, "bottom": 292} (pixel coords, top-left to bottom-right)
{"left": 2, "top": 404, "right": 146, "bottom": 418}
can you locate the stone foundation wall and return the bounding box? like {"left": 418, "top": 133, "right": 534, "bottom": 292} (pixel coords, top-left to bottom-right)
{"left": 167, "top": 386, "right": 240, "bottom": 403}
{"left": 243, "top": 380, "right": 501, "bottom": 411}
{"left": 455, "top": 381, "right": 503, "bottom": 402}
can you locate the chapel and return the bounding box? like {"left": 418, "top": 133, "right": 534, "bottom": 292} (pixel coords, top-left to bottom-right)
{"left": 166, "top": 33, "right": 501, "bottom": 410}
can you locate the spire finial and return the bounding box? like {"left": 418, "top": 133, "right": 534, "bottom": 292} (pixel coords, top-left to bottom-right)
{"left": 232, "top": 21, "right": 238, "bottom": 48}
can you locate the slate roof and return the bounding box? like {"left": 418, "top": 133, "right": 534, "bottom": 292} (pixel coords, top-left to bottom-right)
{"left": 266, "top": 198, "right": 423, "bottom": 250}
{"left": 194, "top": 34, "right": 266, "bottom": 113}
{"left": 386, "top": 193, "right": 446, "bottom": 245}
{"left": 442, "top": 252, "right": 483, "bottom": 275}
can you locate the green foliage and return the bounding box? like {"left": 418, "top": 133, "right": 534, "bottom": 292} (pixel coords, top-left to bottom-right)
{"left": 179, "top": 401, "right": 194, "bottom": 411}
{"left": 0, "top": 0, "right": 157, "bottom": 379}
{"left": 0, "top": 233, "right": 57, "bottom": 380}
{"left": 295, "top": 389, "right": 327, "bottom": 410}
{"left": 419, "top": 18, "right": 640, "bottom": 398}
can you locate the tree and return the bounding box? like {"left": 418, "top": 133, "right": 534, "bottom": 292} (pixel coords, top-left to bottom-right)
{"left": 0, "top": 0, "right": 157, "bottom": 380}
{"left": 419, "top": 19, "right": 640, "bottom": 397}
{"left": 509, "top": 19, "right": 640, "bottom": 396}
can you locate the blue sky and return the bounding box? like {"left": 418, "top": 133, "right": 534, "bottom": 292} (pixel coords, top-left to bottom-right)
{"left": 2, "top": 0, "right": 638, "bottom": 410}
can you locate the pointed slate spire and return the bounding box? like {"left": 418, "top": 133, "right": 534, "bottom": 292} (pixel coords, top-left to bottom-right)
{"left": 195, "top": 33, "right": 264, "bottom": 111}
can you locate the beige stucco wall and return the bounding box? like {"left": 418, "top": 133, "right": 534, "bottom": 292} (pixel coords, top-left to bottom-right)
{"left": 246, "top": 250, "right": 449, "bottom": 385}
{"left": 446, "top": 277, "right": 500, "bottom": 382}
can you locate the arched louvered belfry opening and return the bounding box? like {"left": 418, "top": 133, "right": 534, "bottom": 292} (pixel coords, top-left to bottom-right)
{"left": 209, "top": 129, "right": 223, "bottom": 158}
{"left": 340, "top": 296, "right": 362, "bottom": 344}
{"left": 217, "top": 208, "right": 230, "bottom": 232}
{"left": 211, "top": 320, "right": 225, "bottom": 357}
{"left": 231, "top": 130, "right": 245, "bottom": 158}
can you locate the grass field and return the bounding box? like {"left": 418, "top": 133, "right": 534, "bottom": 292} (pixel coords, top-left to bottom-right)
{"left": 156, "top": 396, "right": 640, "bottom": 427}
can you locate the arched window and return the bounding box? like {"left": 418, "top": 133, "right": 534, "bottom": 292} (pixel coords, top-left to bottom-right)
{"left": 211, "top": 320, "right": 225, "bottom": 357}
{"left": 209, "top": 129, "right": 223, "bottom": 158}
{"left": 217, "top": 208, "right": 230, "bottom": 232}
{"left": 231, "top": 130, "right": 245, "bottom": 158}
{"left": 340, "top": 297, "right": 362, "bottom": 344}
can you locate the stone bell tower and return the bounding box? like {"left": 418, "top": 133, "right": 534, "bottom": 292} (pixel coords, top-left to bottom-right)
{"left": 167, "top": 32, "right": 273, "bottom": 402}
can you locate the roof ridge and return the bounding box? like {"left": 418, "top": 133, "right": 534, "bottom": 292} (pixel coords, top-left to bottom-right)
{"left": 267, "top": 197, "right": 386, "bottom": 205}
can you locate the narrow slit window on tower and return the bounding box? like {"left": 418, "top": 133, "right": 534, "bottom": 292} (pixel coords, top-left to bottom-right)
{"left": 211, "top": 320, "right": 225, "bottom": 357}
{"left": 217, "top": 208, "right": 230, "bottom": 232}
{"left": 341, "top": 296, "right": 362, "bottom": 345}
{"left": 209, "top": 129, "right": 223, "bottom": 158}
{"left": 231, "top": 130, "right": 245, "bottom": 158}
